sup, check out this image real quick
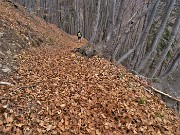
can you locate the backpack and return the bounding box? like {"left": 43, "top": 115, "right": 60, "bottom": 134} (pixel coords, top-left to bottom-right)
{"left": 77, "top": 32, "right": 81, "bottom": 37}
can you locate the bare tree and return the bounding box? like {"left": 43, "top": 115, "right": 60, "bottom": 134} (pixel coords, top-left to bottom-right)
{"left": 114, "top": 0, "right": 160, "bottom": 65}
{"left": 150, "top": 7, "right": 180, "bottom": 77}
{"left": 136, "top": 0, "right": 177, "bottom": 73}
{"left": 89, "top": 0, "right": 101, "bottom": 43}
{"left": 131, "top": 0, "right": 160, "bottom": 70}
{"left": 160, "top": 49, "right": 180, "bottom": 78}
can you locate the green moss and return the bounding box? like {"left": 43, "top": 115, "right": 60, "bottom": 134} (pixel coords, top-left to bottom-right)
{"left": 137, "top": 97, "right": 147, "bottom": 105}
{"left": 155, "top": 111, "right": 163, "bottom": 118}
{"left": 166, "top": 51, "right": 173, "bottom": 59}
{"left": 117, "top": 73, "right": 125, "bottom": 80}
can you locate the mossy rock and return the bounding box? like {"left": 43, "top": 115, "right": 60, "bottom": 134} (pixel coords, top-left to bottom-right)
{"left": 73, "top": 43, "right": 98, "bottom": 58}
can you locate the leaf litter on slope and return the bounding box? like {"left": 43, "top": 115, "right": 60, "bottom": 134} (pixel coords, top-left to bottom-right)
{"left": 0, "top": 45, "right": 179, "bottom": 135}
{"left": 0, "top": 1, "right": 179, "bottom": 135}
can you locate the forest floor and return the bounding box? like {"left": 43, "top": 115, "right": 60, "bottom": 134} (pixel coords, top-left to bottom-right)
{"left": 0, "top": 1, "right": 180, "bottom": 135}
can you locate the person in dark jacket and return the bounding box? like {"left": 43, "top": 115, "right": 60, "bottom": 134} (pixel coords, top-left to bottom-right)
{"left": 77, "top": 31, "right": 82, "bottom": 43}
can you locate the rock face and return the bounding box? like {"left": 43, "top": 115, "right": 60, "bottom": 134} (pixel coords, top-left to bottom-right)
{"left": 0, "top": 0, "right": 85, "bottom": 80}
{"left": 0, "top": 1, "right": 44, "bottom": 80}
{"left": 73, "top": 43, "right": 99, "bottom": 58}
{"left": 0, "top": 28, "right": 25, "bottom": 79}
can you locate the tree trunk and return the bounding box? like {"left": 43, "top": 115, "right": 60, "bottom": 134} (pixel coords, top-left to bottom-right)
{"left": 114, "top": 0, "right": 160, "bottom": 65}
{"left": 136, "top": 0, "right": 177, "bottom": 73}
{"left": 131, "top": 0, "right": 160, "bottom": 70}
{"left": 106, "top": 0, "right": 117, "bottom": 41}
{"left": 89, "top": 0, "right": 101, "bottom": 43}
{"left": 160, "top": 49, "right": 180, "bottom": 78}
{"left": 150, "top": 7, "right": 180, "bottom": 77}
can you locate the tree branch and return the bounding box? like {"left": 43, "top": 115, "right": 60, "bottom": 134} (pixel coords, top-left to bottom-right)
{"left": 0, "top": 82, "right": 14, "bottom": 86}
{"left": 128, "top": 0, "right": 158, "bottom": 24}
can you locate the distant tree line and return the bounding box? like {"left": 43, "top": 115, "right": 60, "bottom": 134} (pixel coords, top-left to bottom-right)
{"left": 12, "top": 0, "right": 180, "bottom": 79}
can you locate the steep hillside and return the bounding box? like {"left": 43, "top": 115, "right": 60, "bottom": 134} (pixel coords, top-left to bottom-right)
{"left": 0, "top": 1, "right": 180, "bottom": 135}
{"left": 0, "top": 0, "right": 86, "bottom": 80}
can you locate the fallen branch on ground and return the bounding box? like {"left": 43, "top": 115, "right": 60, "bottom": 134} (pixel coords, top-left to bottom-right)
{"left": 0, "top": 82, "right": 14, "bottom": 86}
{"left": 134, "top": 78, "right": 180, "bottom": 103}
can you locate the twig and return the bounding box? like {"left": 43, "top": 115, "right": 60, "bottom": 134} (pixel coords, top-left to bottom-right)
{"left": 0, "top": 82, "right": 14, "bottom": 86}
{"left": 17, "top": 85, "right": 36, "bottom": 90}
{"left": 149, "top": 86, "right": 180, "bottom": 102}
{"left": 135, "top": 79, "right": 180, "bottom": 102}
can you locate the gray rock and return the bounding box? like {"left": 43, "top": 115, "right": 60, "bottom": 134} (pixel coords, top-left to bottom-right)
{"left": 0, "top": 50, "right": 5, "bottom": 56}
{"left": 12, "top": 65, "right": 18, "bottom": 70}
{"left": 7, "top": 50, "right": 12, "bottom": 55}
{"left": 0, "top": 32, "right": 4, "bottom": 38}
{"left": 2, "top": 67, "right": 11, "bottom": 73}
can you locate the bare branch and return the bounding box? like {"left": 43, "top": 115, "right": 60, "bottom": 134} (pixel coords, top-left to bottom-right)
{"left": 0, "top": 82, "right": 14, "bottom": 86}
{"left": 129, "top": 0, "right": 158, "bottom": 24}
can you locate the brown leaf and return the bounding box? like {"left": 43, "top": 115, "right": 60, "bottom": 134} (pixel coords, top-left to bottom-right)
{"left": 15, "top": 123, "right": 24, "bottom": 128}
{"left": 96, "top": 129, "right": 101, "bottom": 135}
{"left": 6, "top": 116, "right": 14, "bottom": 123}
{"left": 39, "top": 121, "right": 45, "bottom": 127}
{"left": 46, "top": 124, "right": 52, "bottom": 131}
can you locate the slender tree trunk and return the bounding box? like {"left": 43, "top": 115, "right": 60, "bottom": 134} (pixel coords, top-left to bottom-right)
{"left": 131, "top": 0, "right": 158, "bottom": 22}
{"left": 111, "top": 0, "right": 128, "bottom": 62}
{"left": 160, "top": 49, "right": 180, "bottom": 78}
{"left": 89, "top": 0, "right": 101, "bottom": 43}
{"left": 114, "top": 0, "right": 160, "bottom": 65}
{"left": 106, "top": 0, "right": 126, "bottom": 41}
{"left": 150, "top": 7, "right": 180, "bottom": 77}
{"left": 136, "top": 0, "right": 177, "bottom": 73}
{"left": 132, "top": 0, "right": 160, "bottom": 70}
{"left": 106, "top": 0, "right": 117, "bottom": 41}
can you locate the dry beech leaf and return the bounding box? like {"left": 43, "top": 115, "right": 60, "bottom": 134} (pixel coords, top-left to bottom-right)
{"left": 16, "top": 116, "right": 24, "bottom": 121}
{"left": 46, "top": 125, "right": 52, "bottom": 131}
{"left": 37, "top": 101, "right": 41, "bottom": 105}
{"left": 3, "top": 104, "right": 8, "bottom": 109}
{"left": 71, "top": 53, "right": 76, "bottom": 57}
{"left": 37, "top": 128, "right": 42, "bottom": 133}
{"left": 101, "top": 114, "right": 106, "bottom": 119}
{"left": 15, "top": 123, "right": 24, "bottom": 128}
{"left": 39, "top": 121, "right": 45, "bottom": 127}
{"left": 96, "top": 129, "right": 101, "bottom": 135}
{"left": 6, "top": 116, "right": 14, "bottom": 123}
{"left": 3, "top": 126, "right": 12, "bottom": 133}
{"left": 60, "top": 104, "right": 66, "bottom": 108}
{"left": 3, "top": 113, "right": 8, "bottom": 119}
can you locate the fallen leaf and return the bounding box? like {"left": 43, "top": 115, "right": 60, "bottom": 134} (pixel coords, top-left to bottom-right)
{"left": 46, "top": 124, "right": 52, "bottom": 131}
{"left": 39, "top": 121, "right": 45, "bottom": 127}
{"left": 60, "top": 104, "right": 66, "bottom": 108}
{"left": 3, "top": 104, "right": 8, "bottom": 109}
{"left": 96, "top": 129, "right": 101, "bottom": 135}
{"left": 6, "top": 116, "right": 14, "bottom": 123}
{"left": 15, "top": 123, "right": 24, "bottom": 128}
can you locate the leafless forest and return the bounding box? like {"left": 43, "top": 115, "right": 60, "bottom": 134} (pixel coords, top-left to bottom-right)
{"left": 12, "top": 0, "right": 180, "bottom": 97}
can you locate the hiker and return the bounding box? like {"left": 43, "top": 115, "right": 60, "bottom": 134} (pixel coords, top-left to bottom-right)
{"left": 77, "top": 31, "right": 82, "bottom": 43}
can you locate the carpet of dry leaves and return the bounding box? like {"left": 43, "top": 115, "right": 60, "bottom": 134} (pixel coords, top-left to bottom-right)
{"left": 0, "top": 1, "right": 180, "bottom": 135}
{"left": 0, "top": 45, "right": 180, "bottom": 135}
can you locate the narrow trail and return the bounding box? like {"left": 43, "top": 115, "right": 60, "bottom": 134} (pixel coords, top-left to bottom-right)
{"left": 1, "top": 43, "right": 179, "bottom": 134}
{"left": 0, "top": 1, "right": 179, "bottom": 135}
